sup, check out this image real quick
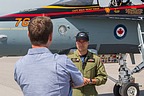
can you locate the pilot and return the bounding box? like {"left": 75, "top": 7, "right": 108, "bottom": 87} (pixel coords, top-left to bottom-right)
{"left": 110, "top": 0, "right": 130, "bottom": 6}
{"left": 110, "top": 0, "right": 122, "bottom": 7}
{"left": 117, "top": 0, "right": 131, "bottom": 6}
{"left": 116, "top": 0, "right": 122, "bottom": 6}
{"left": 67, "top": 32, "right": 107, "bottom": 96}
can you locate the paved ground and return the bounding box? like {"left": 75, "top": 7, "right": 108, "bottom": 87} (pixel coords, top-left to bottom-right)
{"left": 0, "top": 54, "right": 144, "bottom": 96}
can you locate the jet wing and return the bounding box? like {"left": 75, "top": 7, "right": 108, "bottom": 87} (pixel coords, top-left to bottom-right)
{"left": 0, "top": 4, "right": 144, "bottom": 21}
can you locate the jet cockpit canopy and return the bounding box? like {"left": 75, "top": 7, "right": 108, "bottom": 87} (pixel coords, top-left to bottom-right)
{"left": 52, "top": 0, "right": 99, "bottom": 6}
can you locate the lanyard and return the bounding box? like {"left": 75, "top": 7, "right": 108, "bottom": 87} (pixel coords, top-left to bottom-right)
{"left": 80, "top": 56, "right": 89, "bottom": 70}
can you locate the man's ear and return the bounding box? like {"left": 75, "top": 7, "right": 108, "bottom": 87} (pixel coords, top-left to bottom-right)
{"left": 49, "top": 33, "right": 53, "bottom": 42}
{"left": 27, "top": 31, "right": 30, "bottom": 38}
{"left": 46, "top": 32, "right": 53, "bottom": 47}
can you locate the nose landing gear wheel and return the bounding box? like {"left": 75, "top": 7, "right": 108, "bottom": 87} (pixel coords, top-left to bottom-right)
{"left": 113, "top": 83, "right": 140, "bottom": 96}
{"left": 121, "top": 83, "right": 140, "bottom": 96}
{"left": 113, "top": 84, "right": 121, "bottom": 96}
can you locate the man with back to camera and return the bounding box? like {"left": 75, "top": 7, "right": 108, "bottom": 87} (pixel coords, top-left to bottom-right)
{"left": 67, "top": 32, "right": 107, "bottom": 96}
{"left": 14, "top": 16, "right": 84, "bottom": 96}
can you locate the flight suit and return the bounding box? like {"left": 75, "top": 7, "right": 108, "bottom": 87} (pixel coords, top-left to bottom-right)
{"left": 67, "top": 50, "right": 107, "bottom": 96}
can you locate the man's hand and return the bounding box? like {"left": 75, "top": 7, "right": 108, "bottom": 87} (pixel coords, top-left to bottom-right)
{"left": 83, "top": 77, "right": 97, "bottom": 85}
{"left": 83, "top": 77, "right": 90, "bottom": 86}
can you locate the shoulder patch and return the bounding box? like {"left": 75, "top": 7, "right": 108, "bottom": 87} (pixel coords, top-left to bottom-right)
{"left": 87, "top": 58, "right": 95, "bottom": 62}
{"left": 71, "top": 58, "right": 80, "bottom": 62}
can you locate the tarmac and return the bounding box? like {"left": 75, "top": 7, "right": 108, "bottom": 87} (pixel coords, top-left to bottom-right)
{"left": 0, "top": 53, "right": 144, "bottom": 96}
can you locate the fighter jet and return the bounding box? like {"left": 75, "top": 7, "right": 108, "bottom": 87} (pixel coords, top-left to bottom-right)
{"left": 0, "top": 0, "right": 144, "bottom": 54}
{"left": 0, "top": 0, "right": 144, "bottom": 96}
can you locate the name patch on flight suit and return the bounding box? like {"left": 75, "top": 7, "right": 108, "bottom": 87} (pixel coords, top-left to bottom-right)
{"left": 71, "top": 58, "right": 80, "bottom": 62}
{"left": 87, "top": 58, "right": 95, "bottom": 62}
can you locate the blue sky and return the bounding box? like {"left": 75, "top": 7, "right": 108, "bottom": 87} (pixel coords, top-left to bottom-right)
{"left": 0, "top": 0, "right": 142, "bottom": 15}
{"left": 0, "top": 0, "right": 58, "bottom": 15}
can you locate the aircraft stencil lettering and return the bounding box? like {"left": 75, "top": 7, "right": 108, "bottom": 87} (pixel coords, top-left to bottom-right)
{"left": 125, "top": 8, "right": 143, "bottom": 14}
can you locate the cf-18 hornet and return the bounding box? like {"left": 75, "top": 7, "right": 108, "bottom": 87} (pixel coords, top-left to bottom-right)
{"left": 0, "top": 0, "right": 144, "bottom": 96}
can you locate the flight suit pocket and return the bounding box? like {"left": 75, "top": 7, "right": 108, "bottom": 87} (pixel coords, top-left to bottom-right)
{"left": 84, "top": 62, "right": 96, "bottom": 78}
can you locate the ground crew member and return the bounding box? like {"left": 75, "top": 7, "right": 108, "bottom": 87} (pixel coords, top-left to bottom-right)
{"left": 67, "top": 32, "right": 107, "bottom": 96}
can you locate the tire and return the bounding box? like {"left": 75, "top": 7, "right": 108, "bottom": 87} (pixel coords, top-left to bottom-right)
{"left": 113, "top": 84, "right": 121, "bottom": 96}
{"left": 121, "top": 83, "right": 139, "bottom": 96}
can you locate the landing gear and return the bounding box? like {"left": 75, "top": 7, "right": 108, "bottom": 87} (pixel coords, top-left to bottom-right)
{"left": 113, "top": 54, "right": 140, "bottom": 96}
{"left": 121, "top": 83, "right": 139, "bottom": 96}
{"left": 113, "top": 84, "right": 121, "bottom": 96}
{"left": 113, "top": 83, "right": 140, "bottom": 96}
{"left": 112, "top": 23, "right": 144, "bottom": 96}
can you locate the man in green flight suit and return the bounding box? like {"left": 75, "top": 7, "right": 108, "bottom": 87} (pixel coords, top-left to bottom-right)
{"left": 67, "top": 32, "right": 107, "bottom": 96}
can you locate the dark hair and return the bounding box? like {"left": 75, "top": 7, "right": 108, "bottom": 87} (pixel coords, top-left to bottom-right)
{"left": 28, "top": 16, "right": 53, "bottom": 46}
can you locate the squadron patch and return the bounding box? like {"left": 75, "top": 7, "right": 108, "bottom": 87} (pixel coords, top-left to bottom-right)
{"left": 87, "top": 58, "right": 95, "bottom": 62}
{"left": 71, "top": 58, "right": 80, "bottom": 62}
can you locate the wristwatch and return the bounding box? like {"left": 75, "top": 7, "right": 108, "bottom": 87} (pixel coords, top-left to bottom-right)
{"left": 89, "top": 78, "right": 92, "bottom": 84}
